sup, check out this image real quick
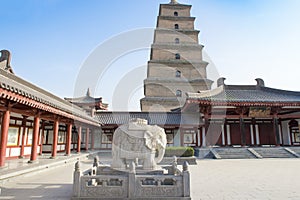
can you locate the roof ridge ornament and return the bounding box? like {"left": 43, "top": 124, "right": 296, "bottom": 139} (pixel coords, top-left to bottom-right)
{"left": 255, "top": 78, "right": 265, "bottom": 87}
{"left": 86, "top": 88, "right": 91, "bottom": 97}
{"left": 217, "top": 77, "right": 226, "bottom": 87}
{"left": 170, "top": 0, "right": 178, "bottom": 4}
{"left": 0, "top": 50, "right": 14, "bottom": 74}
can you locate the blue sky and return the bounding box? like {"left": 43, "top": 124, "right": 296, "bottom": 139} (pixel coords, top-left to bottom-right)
{"left": 1, "top": 0, "right": 300, "bottom": 111}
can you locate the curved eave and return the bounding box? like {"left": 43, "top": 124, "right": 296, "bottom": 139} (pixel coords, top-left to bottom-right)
{"left": 144, "top": 78, "right": 212, "bottom": 84}
{"left": 160, "top": 4, "right": 192, "bottom": 9}
{"left": 0, "top": 88, "right": 99, "bottom": 127}
{"left": 185, "top": 99, "right": 300, "bottom": 108}
{"left": 158, "top": 16, "right": 196, "bottom": 21}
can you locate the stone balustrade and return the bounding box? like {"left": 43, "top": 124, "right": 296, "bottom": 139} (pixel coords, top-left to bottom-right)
{"left": 72, "top": 159, "right": 191, "bottom": 200}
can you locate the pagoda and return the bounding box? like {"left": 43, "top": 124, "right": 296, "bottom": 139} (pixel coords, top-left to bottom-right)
{"left": 140, "top": 0, "right": 213, "bottom": 112}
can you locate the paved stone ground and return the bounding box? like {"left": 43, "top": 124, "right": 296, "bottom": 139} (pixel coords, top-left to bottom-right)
{"left": 191, "top": 159, "right": 300, "bottom": 200}
{"left": 0, "top": 153, "right": 89, "bottom": 182}
{"left": 1, "top": 158, "right": 300, "bottom": 199}
{"left": 0, "top": 158, "right": 94, "bottom": 200}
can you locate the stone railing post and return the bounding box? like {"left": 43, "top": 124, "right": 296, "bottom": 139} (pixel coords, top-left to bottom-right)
{"left": 182, "top": 161, "right": 190, "bottom": 197}
{"left": 128, "top": 161, "right": 136, "bottom": 198}
{"left": 73, "top": 161, "right": 82, "bottom": 198}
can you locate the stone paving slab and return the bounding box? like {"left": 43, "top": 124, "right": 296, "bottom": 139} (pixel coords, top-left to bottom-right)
{"left": 0, "top": 153, "right": 90, "bottom": 184}
{"left": 190, "top": 159, "right": 300, "bottom": 199}
{"left": 1, "top": 157, "right": 300, "bottom": 199}
{"left": 0, "top": 159, "right": 94, "bottom": 200}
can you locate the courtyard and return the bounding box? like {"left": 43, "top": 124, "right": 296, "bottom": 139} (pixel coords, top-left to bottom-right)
{"left": 1, "top": 156, "right": 300, "bottom": 199}
{"left": 191, "top": 159, "right": 300, "bottom": 199}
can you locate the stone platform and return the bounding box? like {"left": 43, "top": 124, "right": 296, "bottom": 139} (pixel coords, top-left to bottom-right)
{"left": 72, "top": 158, "right": 191, "bottom": 200}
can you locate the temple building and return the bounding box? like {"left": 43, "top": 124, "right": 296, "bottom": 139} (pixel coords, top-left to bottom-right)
{"left": 95, "top": 112, "right": 201, "bottom": 149}
{"left": 140, "top": 0, "right": 212, "bottom": 112}
{"left": 2, "top": 0, "right": 300, "bottom": 166}
{"left": 65, "top": 88, "right": 108, "bottom": 117}
{"left": 181, "top": 78, "right": 300, "bottom": 147}
{"left": 0, "top": 50, "right": 101, "bottom": 167}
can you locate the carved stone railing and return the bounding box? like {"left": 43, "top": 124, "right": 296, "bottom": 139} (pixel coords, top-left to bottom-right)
{"left": 72, "top": 159, "right": 191, "bottom": 200}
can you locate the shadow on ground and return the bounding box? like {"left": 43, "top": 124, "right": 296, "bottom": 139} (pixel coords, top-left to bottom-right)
{"left": 1, "top": 183, "right": 72, "bottom": 200}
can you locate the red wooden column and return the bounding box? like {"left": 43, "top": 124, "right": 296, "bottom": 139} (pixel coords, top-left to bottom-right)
{"left": 238, "top": 107, "right": 247, "bottom": 146}
{"left": 240, "top": 117, "right": 246, "bottom": 146}
{"left": 0, "top": 110, "right": 10, "bottom": 167}
{"left": 273, "top": 115, "right": 281, "bottom": 146}
{"left": 65, "top": 123, "right": 72, "bottom": 156}
{"left": 200, "top": 106, "right": 210, "bottom": 147}
{"left": 195, "top": 127, "right": 199, "bottom": 146}
{"left": 91, "top": 129, "right": 95, "bottom": 150}
{"left": 203, "top": 113, "right": 210, "bottom": 147}
{"left": 19, "top": 116, "right": 28, "bottom": 158}
{"left": 77, "top": 126, "right": 82, "bottom": 153}
{"left": 51, "top": 119, "right": 59, "bottom": 158}
{"left": 85, "top": 128, "right": 89, "bottom": 151}
{"left": 29, "top": 114, "right": 40, "bottom": 163}
{"left": 39, "top": 121, "right": 45, "bottom": 155}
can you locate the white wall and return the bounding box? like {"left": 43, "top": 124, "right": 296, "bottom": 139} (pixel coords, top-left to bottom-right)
{"left": 281, "top": 121, "right": 291, "bottom": 145}
{"left": 173, "top": 129, "right": 181, "bottom": 146}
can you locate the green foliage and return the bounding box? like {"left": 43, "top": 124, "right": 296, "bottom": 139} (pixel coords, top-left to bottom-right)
{"left": 164, "top": 146, "right": 194, "bottom": 157}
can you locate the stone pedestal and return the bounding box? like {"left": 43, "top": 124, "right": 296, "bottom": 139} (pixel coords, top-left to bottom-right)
{"left": 72, "top": 119, "right": 191, "bottom": 199}
{"left": 72, "top": 159, "right": 191, "bottom": 200}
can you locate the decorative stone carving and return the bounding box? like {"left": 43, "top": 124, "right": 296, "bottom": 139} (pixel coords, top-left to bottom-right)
{"left": 72, "top": 119, "right": 191, "bottom": 199}
{"left": 72, "top": 157, "right": 191, "bottom": 200}
{"left": 75, "top": 161, "right": 80, "bottom": 171}
{"left": 111, "top": 118, "right": 167, "bottom": 170}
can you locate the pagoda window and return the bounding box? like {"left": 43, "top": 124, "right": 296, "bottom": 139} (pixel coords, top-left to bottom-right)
{"left": 175, "top": 38, "right": 180, "bottom": 44}
{"left": 174, "top": 11, "right": 178, "bottom": 16}
{"left": 175, "top": 53, "right": 180, "bottom": 60}
{"left": 175, "top": 24, "right": 179, "bottom": 29}
{"left": 176, "top": 70, "right": 181, "bottom": 77}
{"left": 176, "top": 90, "right": 182, "bottom": 97}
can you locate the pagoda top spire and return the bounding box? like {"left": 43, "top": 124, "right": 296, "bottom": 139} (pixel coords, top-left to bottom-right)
{"left": 86, "top": 88, "right": 91, "bottom": 97}
{"left": 170, "top": 0, "right": 178, "bottom": 4}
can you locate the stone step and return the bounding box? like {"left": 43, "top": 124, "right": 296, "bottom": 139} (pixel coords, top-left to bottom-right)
{"left": 288, "top": 147, "right": 300, "bottom": 155}
{"left": 210, "top": 147, "right": 300, "bottom": 159}
{"left": 252, "top": 148, "right": 296, "bottom": 158}
{"left": 247, "top": 148, "right": 262, "bottom": 159}
{"left": 210, "top": 149, "right": 221, "bottom": 159}
{"left": 213, "top": 148, "right": 256, "bottom": 159}
{"left": 161, "top": 157, "right": 197, "bottom": 165}
{"left": 216, "top": 155, "right": 254, "bottom": 158}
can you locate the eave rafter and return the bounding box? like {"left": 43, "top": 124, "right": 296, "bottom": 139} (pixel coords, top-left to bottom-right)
{"left": 0, "top": 89, "right": 99, "bottom": 127}
{"left": 189, "top": 99, "right": 300, "bottom": 120}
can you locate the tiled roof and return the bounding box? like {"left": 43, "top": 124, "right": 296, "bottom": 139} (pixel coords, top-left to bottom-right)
{"left": 186, "top": 84, "right": 300, "bottom": 107}
{"left": 161, "top": 2, "right": 191, "bottom": 7}
{"left": 0, "top": 69, "right": 99, "bottom": 126}
{"left": 65, "top": 89, "right": 103, "bottom": 104}
{"left": 65, "top": 96, "right": 103, "bottom": 104}
{"left": 95, "top": 112, "right": 202, "bottom": 126}
{"left": 65, "top": 89, "right": 108, "bottom": 110}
